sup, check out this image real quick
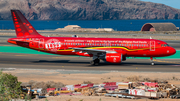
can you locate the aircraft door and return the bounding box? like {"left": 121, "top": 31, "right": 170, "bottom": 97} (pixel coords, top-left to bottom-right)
{"left": 150, "top": 41, "right": 155, "bottom": 51}
{"left": 64, "top": 41, "right": 68, "bottom": 50}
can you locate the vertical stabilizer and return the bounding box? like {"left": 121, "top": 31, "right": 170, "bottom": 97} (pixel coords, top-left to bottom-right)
{"left": 11, "top": 10, "right": 43, "bottom": 38}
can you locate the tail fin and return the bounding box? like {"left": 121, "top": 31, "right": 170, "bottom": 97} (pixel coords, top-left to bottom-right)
{"left": 11, "top": 10, "right": 43, "bottom": 38}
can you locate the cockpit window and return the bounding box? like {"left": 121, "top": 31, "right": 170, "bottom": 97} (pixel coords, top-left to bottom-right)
{"left": 161, "top": 44, "right": 169, "bottom": 47}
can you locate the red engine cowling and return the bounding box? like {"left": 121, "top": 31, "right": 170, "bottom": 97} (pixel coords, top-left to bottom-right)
{"left": 106, "top": 53, "right": 122, "bottom": 63}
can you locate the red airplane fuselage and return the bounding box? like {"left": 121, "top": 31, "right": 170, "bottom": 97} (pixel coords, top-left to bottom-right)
{"left": 8, "top": 37, "right": 176, "bottom": 57}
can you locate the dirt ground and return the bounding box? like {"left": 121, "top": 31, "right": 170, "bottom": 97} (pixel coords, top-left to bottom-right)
{"left": 2, "top": 69, "right": 180, "bottom": 101}
{"left": 3, "top": 69, "right": 180, "bottom": 86}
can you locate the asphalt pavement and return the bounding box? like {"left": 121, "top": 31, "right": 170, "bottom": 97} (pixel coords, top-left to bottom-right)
{"left": 0, "top": 52, "right": 180, "bottom": 72}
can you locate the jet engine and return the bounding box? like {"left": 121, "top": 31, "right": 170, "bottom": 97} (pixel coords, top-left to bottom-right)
{"left": 105, "top": 53, "right": 122, "bottom": 63}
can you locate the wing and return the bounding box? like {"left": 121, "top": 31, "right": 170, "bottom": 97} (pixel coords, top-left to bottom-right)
{"left": 71, "top": 48, "right": 117, "bottom": 55}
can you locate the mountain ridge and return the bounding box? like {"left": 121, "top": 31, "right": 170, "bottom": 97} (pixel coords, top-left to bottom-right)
{"left": 0, "top": 0, "right": 180, "bottom": 20}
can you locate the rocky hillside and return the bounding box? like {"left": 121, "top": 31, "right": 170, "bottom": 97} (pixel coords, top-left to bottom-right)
{"left": 0, "top": 0, "right": 180, "bottom": 20}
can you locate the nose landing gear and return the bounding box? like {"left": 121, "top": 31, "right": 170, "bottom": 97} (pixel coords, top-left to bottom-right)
{"left": 150, "top": 57, "right": 154, "bottom": 66}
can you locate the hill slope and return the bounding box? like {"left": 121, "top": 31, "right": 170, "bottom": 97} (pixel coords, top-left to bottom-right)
{"left": 0, "top": 0, "right": 180, "bottom": 20}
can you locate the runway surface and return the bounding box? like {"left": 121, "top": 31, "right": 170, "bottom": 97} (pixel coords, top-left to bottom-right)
{"left": 0, "top": 52, "right": 180, "bottom": 72}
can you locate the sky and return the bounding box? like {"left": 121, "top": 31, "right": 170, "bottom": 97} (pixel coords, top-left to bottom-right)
{"left": 140, "top": 0, "right": 180, "bottom": 9}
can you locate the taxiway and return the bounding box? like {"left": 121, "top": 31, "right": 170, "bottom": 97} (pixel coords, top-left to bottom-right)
{"left": 0, "top": 52, "right": 180, "bottom": 72}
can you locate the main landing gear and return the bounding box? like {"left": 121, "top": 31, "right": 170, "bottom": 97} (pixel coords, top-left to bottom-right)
{"left": 150, "top": 57, "right": 154, "bottom": 66}
{"left": 90, "top": 58, "right": 100, "bottom": 66}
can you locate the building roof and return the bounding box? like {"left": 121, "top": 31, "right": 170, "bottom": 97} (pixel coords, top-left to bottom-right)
{"left": 141, "top": 23, "right": 177, "bottom": 31}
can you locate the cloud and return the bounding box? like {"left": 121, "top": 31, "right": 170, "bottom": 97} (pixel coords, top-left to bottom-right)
{"left": 140, "top": 0, "right": 180, "bottom": 9}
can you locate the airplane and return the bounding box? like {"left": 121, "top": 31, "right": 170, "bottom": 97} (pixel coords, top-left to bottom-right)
{"left": 8, "top": 10, "right": 176, "bottom": 66}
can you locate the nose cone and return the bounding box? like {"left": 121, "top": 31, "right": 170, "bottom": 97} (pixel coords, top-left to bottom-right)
{"left": 169, "top": 47, "right": 176, "bottom": 55}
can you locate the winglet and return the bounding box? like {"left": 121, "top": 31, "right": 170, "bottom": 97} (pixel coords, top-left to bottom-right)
{"left": 11, "top": 10, "right": 43, "bottom": 38}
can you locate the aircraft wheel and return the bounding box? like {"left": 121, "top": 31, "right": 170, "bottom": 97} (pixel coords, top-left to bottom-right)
{"left": 150, "top": 57, "right": 154, "bottom": 66}
{"left": 151, "top": 62, "right": 154, "bottom": 66}
{"left": 90, "top": 59, "right": 100, "bottom": 66}
{"left": 90, "top": 60, "right": 95, "bottom": 65}
{"left": 94, "top": 59, "right": 100, "bottom": 65}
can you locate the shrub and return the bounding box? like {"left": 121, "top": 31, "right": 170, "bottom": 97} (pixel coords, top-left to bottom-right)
{"left": 83, "top": 81, "right": 93, "bottom": 84}
{"left": 0, "top": 70, "right": 22, "bottom": 100}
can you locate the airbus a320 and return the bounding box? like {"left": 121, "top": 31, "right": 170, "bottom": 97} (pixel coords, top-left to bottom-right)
{"left": 8, "top": 10, "right": 176, "bottom": 66}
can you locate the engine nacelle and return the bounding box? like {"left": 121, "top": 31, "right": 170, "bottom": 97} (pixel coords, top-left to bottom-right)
{"left": 106, "top": 53, "right": 122, "bottom": 63}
